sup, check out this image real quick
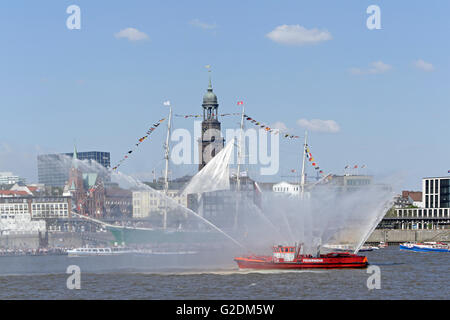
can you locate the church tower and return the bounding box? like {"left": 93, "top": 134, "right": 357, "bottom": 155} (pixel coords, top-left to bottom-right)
{"left": 66, "top": 145, "right": 85, "bottom": 213}
{"left": 198, "top": 73, "right": 224, "bottom": 171}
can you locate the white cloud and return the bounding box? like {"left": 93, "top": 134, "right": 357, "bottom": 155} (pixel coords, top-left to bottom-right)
{"left": 266, "top": 24, "right": 332, "bottom": 46}
{"left": 270, "top": 121, "right": 289, "bottom": 132}
{"left": 350, "top": 61, "right": 392, "bottom": 75}
{"left": 297, "top": 119, "right": 340, "bottom": 133}
{"left": 413, "top": 59, "right": 434, "bottom": 72}
{"left": 189, "top": 19, "right": 217, "bottom": 30}
{"left": 0, "top": 142, "right": 13, "bottom": 154}
{"left": 114, "top": 28, "right": 149, "bottom": 41}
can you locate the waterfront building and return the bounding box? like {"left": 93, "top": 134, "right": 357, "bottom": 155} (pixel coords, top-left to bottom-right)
{"left": 37, "top": 150, "right": 110, "bottom": 187}
{"left": 272, "top": 181, "right": 300, "bottom": 196}
{"left": 132, "top": 178, "right": 190, "bottom": 219}
{"left": 30, "top": 196, "right": 71, "bottom": 219}
{"left": 328, "top": 174, "right": 373, "bottom": 192}
{"left": 0, "top": 196, "right": 72, "bottom": 235}
{"left": 0, "top": 199, "right": 46, "bottom": 235}
{"left": 392, "top": 191, "right": 423, "bottom": 210}
{"left": 0, "top": 190, "right": 31, "bottom": 198}
{"left": 104, "top": 187, "right": 132, "bottom": 218}
{"left": 422, "top": 176, "right": 450, "bottom": 208}
{"left": 132, "top": 189, "right": 188, "bottom": 219}
{"left": 64, "top": 151, "right": 110, "bottom": 169}
{"left": 0, "top": 172, "right": 26, "bottom": 186}
{"left": 394, "top": 177, "right": 450, "bottom": 230}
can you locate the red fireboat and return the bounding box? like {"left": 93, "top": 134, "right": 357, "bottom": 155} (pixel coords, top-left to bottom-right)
{"left": 234, "top": 244, "right": 368, "bottom": 269}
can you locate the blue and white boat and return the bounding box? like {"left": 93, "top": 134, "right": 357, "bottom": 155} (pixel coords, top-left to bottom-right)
{"left": 400, "top": 242, "right": 450, "bottom": 253}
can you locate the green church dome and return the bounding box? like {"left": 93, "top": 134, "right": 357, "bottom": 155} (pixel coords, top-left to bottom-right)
{"left": 202, "top": 76, "right": 218, "bottom": 107}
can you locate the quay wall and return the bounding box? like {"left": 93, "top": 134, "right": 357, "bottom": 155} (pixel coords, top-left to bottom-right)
{"left": 0, "top": 234, "right": 40, "bottom": 249}
{"left": 1, "top": 230, "right": 448, "bottom": 249}
{"left": 366, "top": 229, "right": 450, "bottom": 244}
{"left": 0, "top": 232, "right": 113, "bottom": 249}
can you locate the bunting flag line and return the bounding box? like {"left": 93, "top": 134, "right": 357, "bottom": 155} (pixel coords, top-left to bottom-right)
{"left": 111, "top": 117, "right": 167, "bottom": 171}
{"left": 242, "top": 113, "right": 300, "bottom": 139}
{"left": 305, "top": 145, "right": 327, "bottom": 177}
{"left": 344, "top": 164, "right": 366, "bottom": 170}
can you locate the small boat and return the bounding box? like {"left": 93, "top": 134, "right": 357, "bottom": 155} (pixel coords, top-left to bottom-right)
{"left": 378, "top": 241, "right": 388, "bottom": 249}
{"left": 359, "top": 245, "right": 379, "bottom": 252}
{"left": 234, "top": 244, "right": 368, "bottom": 269}
{"left": 400, "top": 242, "right": 450, "bottom": 253}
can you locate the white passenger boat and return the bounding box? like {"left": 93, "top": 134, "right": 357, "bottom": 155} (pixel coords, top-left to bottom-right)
{"left": 67, "top": 247, "right": 132, "bottom": 256}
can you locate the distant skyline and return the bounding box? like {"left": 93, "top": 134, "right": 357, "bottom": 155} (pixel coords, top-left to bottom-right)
{"left": 0, "top": 1, "right": 449, "bottom": 191}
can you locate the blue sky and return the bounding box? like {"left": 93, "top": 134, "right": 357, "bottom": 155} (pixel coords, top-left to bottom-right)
{"left": 0, "top": 0, "right": 448, "bottom": 190}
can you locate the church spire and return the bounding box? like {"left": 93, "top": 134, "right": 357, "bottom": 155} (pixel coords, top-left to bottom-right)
{"left": 208, "top": 70, "right": 212, "bottom": 90}
{"left": 206, "top": 64, "right": 213, "bottom": 91}
{"left": 73, "top": 144, "right": 78, "bottom": 169}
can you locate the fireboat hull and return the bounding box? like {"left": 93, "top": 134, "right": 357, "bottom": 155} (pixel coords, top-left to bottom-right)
{"left": 234, "top": 255, "right": 368, "bottom": 269}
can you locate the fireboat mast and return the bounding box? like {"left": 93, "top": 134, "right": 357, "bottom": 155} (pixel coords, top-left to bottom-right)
{"left": 163, "top": 101, "right": 173, "bottom": 230}
{"left": 300, "top": 131, "right": 308, "bottom": 198}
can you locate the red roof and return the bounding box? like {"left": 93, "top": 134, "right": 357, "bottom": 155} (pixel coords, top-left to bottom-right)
{"left": 0, "top": 190, "right": 30, "bottom": 196}
{"left": 402, "top": 191, "right": 422, "bottom": 202}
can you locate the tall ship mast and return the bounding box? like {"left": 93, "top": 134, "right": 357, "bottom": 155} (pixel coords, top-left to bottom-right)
{"left": 163, "top": 101, "right": 173, "bottom": 229}
{"left": 234, "top": 101, "right": 246, "bottom": 230}
{"left": 300, "top": 131, "right": 308, "bottom": 198}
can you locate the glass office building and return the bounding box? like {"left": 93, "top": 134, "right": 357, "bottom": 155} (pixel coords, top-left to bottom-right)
{"left": 37, "top": 151, "right": 110, "bottom": 187}
{"left": 423, "top": 177, "right": 450, "bottom": 208}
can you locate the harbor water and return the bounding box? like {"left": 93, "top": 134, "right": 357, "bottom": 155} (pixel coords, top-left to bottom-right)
{"left": 0, "top": 246, "right": 448, "bottom": 299}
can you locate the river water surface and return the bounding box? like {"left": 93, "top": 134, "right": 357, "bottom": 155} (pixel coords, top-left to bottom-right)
{"left": 0, "top": 247, "right": 448, "bottom": 299}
